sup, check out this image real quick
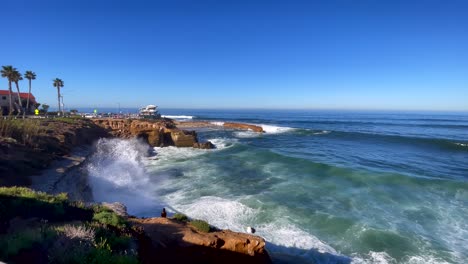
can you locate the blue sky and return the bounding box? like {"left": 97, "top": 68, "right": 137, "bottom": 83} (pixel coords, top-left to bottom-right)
{"left": 1, "top": 0, "right": 467, "bottom": 111}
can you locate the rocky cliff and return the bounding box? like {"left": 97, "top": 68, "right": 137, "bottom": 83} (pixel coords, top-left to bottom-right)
{"left": 92, "top": 118, "right": 214, "bottom": 149}
{"left": 132, "top": 217, "right": 271, "bottom": 264}
{"left": 0, "top": 118, "right": 109, "bottom": 187}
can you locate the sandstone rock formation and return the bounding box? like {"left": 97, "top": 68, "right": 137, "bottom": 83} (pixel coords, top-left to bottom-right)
{"left": 92, "top": 118, "right": 214, "bottom": 149}
{"left": 223, "top": 122, "right": 264, "bottom": 132}
{"left": 131, "top": 217, "right": 271, "bottom": 264}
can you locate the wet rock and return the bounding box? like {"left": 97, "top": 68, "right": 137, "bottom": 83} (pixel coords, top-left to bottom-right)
{"left": 223, "top": 122, "right": 264, "bottom": 133}
{"left": 193, "top": 141, "right": 215, "bottom": 149}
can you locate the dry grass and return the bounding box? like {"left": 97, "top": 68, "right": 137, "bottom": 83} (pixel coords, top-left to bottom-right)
{"left": 62, "top": 224, "right": 96, "bottom": 242}
{"left": 0, "top": 118, "right": 44, "bottom": 146}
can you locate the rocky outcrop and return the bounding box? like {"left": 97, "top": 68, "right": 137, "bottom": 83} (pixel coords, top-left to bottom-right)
{"left": 0, "top": 119, "right": 109, "bottom": 187}
{"left": 223, "top": 122, "right": 264, "bottom": 132}
{"left": 92, "top": 118, "right": 214, "bottom": 149}
{"left": 193, "top": 141, "right": 215, "bottom": 149}
{"left": 131, "top": 217, "right": 271, "bottom": 264}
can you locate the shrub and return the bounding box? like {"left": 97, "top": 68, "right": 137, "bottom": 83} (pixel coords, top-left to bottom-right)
{"left": 190, "top": 220, "right": 211, "bottom": 233}
{"left": 172, "top": 213, "right": 188, "bottom": 222}
{"left": 93, "top": 211, "right": 127, "bottom": 229}
{"left": 0, "top": 119, "right": 44, "bottom": 146}
{"left": 0, "top": 187, "right": 69, "bottom": 221}
{"left": 0, "top": 227, "right": 56, "bottom": 259}
{"left": 62, "top": 224, "right": 95, "bottom": 242}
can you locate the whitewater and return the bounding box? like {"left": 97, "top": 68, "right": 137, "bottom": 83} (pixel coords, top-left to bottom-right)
{"left": 85, "top": 110, "right": 468, "bottom": 264}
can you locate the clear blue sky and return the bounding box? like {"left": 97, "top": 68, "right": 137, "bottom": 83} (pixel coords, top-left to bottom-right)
{"left": 1, "top": 0, "right": 467, "bottom": 111}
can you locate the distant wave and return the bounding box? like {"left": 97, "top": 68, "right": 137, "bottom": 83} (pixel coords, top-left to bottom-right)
{"left": 162, "top": 115, "right": 194, "bottom": 119}
{"left": 210, "top": 121, "right": 225, "bottom": 126}
{"left": 294, "top": 129, "right": 468, "bottom": 151}
{"left": 259, "top": 124, "right": 295, "bottom": 134}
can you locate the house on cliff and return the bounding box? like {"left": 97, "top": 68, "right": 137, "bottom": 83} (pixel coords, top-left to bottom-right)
{"left": 0, "top": 90, "right": 37, "bottom": 115}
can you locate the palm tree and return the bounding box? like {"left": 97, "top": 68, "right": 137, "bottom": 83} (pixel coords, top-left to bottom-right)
{"left": 0, "top": 65, "right": 15, "bottom": 116}
{"left": 53, "top": 78, "right": 64, "bottom": 115}
{"left": 11, "top": 70, "right": 23, "bottom": 116}
{"left": 24, "top": 71, "right": 36, "bottom": 116}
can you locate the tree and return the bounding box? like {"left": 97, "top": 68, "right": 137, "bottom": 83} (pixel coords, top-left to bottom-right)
{"left": 24, "top": 71, "right": 36, "bottom": 116}
{"left": 0, "top": 65, "right": 15, "bottom": 116}
{"left": 53, "top": 78, "right": 64, "bottom": 115}
{"left": 11, "top": 70, "right": 23, "bottom": 116}
{"left": 41, "top": 104, "right": 49, "bottom": 113}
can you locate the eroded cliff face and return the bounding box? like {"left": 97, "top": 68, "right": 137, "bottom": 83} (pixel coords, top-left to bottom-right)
{"left": 92, "top": 118, "right": 213, "bottom": 149}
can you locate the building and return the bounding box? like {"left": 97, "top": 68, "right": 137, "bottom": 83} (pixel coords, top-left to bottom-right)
{"left": 0, "top": 90, "right": 37, "bottom": 115}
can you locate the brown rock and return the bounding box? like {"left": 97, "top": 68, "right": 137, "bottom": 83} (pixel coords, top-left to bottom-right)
{"left": 193, "top": 141, "right": 215, "bottom": 149}
{"left": 170, "top": 130, "right": 198, "bottom": 148}
{"left": 92, "top": 119, "right": 200, "bottom": 148}
{"left": 131, "top": 217, "right": 271, "bottom": 264}
{"left": 223, "top": 122, "right": 264, "bottom": 133}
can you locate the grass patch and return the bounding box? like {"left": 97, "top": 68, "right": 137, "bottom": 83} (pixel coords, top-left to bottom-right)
{"left": 172, "top": 213, "right": 188, "bottom": 222}
{"left": 0, "top": 187, "right": 137, "bottom": 263}
{"left": 0, "top": 187, "right": 68, "bottom": 221}
{"left": 0, "top": 118, "right": 44, "bottom": 146}
{"left": 93, "top": 206, "right": 127, "bottom": 228}
{"left": 190, "top": 220, "right": 211, "bottom": 233}
{"left": 0, "top": 227, "right": 57, "bottom": 259}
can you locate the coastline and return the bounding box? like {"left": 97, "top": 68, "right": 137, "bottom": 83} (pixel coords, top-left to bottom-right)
{"left": 0, "top": 117, "right": 272, "bottom": 263}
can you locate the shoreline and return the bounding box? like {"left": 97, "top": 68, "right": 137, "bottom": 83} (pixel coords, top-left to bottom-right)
{"left": 0, "top": 117, "right": 273, "bottom": 263}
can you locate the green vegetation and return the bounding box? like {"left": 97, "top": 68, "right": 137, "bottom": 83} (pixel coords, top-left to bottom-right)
{"left": 53, "top": 78, "right": 64, "bottom": 115}
{"left": 190, "top": 219, "right": 211, "bottom": 233}
{"left": 93, "top": 209, "right": 127, "bottom": 229}
{"left": 0, "top": 118, "right": 44, "bottom": 146}
{"left": 53, "top": 116, "right": 85, "bottom": 123}
{"left": 0, "top": 187, "right": 138, "bottom": 263}
{"left": 172, "top": 213, "right": 189, "bottom": 222}
{"left": 1, "top": 65, "right": 15, "bottom": 116}
{"left": 24, "top": 71, "right": 37, "bottom": 117}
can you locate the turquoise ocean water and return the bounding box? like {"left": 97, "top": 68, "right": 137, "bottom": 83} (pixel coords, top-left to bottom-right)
{"left": 85, "top": 110, "right": 468, "bottom": 264}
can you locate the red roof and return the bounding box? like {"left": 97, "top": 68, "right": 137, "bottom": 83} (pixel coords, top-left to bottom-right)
{"left": 0, "top": 90, "right": 36, "bottom": 100}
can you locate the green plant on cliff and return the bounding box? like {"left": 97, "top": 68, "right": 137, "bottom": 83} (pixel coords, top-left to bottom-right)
{"left": 0, "top": 187, "right": 138, "bottom": 263}
{"left": 0, "top": 119, "right": 44, "bottom": 146}
{"left": 92, "top": 206, "right": 127, "bottom": 229}
{"left": 0, "top": 187, "right": 69, "bottom": 221}
{"left": 0, "top": 226, "right": 57, "bottom": 259}
{"left": 172, "top": 213, "right": 189, "bottom": 222}
{"left": 190, "top": 219, "right": 211, "bottom": 233}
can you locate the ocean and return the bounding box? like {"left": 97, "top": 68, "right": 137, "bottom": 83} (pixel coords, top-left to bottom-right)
{"left": 85, "top": 109, "right": 468, "bottom": 264}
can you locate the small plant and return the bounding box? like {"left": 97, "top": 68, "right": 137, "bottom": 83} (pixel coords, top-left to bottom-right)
{"left": 93, "top": 210, "right": 127, "bottom": 229}
{"left": 190, "top": 219, "right": 211, "bottom": 233}
{"left": 62, "top": 224, "right": 96, "bottom": 242}
{"left": 172, "top": 213, "right": 189, "bottom": 222}
{"left": 0, "top": 227, "right": 56, "bottom": 259}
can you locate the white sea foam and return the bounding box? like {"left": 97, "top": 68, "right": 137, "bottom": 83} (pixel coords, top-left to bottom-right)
{"left": 170, "top": 196, "right": 258, "bottom": 232}
{"left": 233, "top": 131, "right": 259, "bottom": 138}
{"left": 351, "top": 251, "right": 395, "bottom": 264}
{"left": 86, "top": 138, "right": 162, "bottom": 215}
{"left": 313, "top": 130, "right": 331, "bottom": 135}
{"left": 351, "top": 252, "right": 453, "bottom": 264}
{"left": 152, "top": 146, "right": 209, "bottom": 162}
{"left": 454, "top": 142, "right": 468, "bottom": 147}
{"left": 161, "top": 115, "right": 194, "bottom": 119}
{"left": 165, "top": 195, "right": 342, "bottom": 261}
{"left": 148, "top": 137, "right": 236, "bottom": 164}
{"left": 208, "top": 137, "right": 237, "bottom": 149}
{"left": 259, "top": 124, "right": 295, "bottom": 134}
{"left": 210, "top": 121, "right": 225, "bottom": 126}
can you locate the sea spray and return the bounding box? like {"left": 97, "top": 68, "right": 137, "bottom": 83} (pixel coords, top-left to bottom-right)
{"left": 86, "top": 138, "right": 163, "bottom": 216}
